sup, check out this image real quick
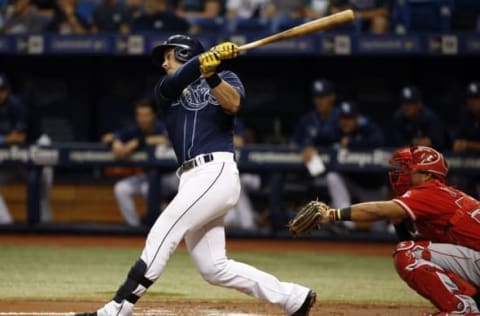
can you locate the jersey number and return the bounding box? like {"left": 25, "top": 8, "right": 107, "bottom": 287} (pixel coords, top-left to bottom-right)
{"left": 470, "top": 209, "right": 480, "bottom": 224}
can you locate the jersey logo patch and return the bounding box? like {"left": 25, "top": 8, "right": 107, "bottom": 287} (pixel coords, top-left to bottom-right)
{"left": 173, "top": 85, "right": 219, "bottom": 111}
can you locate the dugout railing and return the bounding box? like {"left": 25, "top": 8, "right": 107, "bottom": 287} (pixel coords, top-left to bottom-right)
{"left": 0, "top": 143, "right": 479, "bottom": 239}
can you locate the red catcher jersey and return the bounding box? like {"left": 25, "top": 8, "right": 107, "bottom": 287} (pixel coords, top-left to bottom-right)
{"left": 393, "top": 180, "right": 480, "bottom": 251}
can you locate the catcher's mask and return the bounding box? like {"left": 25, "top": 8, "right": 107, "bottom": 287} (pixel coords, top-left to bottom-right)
{"left": 152, "top": 34, "right": 205, "bottom": 66}
{"left": 388, "top": 146, "right": 448, "bottom": 196}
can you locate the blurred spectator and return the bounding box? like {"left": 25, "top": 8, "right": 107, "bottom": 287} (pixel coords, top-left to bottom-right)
{"left": 265, "top": 0, "right": 305, "bottom": 32}
{"left": 392, "top": 86, "right": 449, "bottom": 150}
{"left": 1, "top": 0, "right": 48, "bottom": 34}
{"left": 173, "top": 0, "right": 223, "bottom": 33}
{"left": 104, "top": 99, "right": 171, "bottom": 227}
{"left": 0, "top": 74, "right": 26, "bottom": 224}
{"left": 226, "top": 0, "right": 268, "bottom": 19}
{"left": 225, "top": 0, "right": 269, "bottom": 33}
{"left": 331, "top": 0, "right": 390, "bottom": 34}
{"left": 125, "top": 0, "right": 143, "bottom": 22}
{"left": 291, "top": 79, "right": 350, "bottom": 211}
{"left": 264, "top": 0, "right": 305, "bottom": 19}
{"left": 224, "top": 119, "right": 259, "bottom": 231}
{"left": 91, "top": 0, "right": 129, "bottom": 33}
{"left": 305, "top": 0, "right": 329, "bottom": 19}
{"left": 453, "top": 82, "right": 480, "bottom": 155}
{"left": 331, "top": 101, "right": 390, "bottom": 232}
{"left": 175, "top": 0, "right": 222, "bottom": 19}
{"left": 44, "top": 0, "right": 89, "bottom": 34}
{"left": 131, "top": 0, "right": 189, "bottom": 32}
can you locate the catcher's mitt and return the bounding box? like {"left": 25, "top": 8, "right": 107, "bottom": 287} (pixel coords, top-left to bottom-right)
{"left": 288, "top": 201, "right": 331, "bottom": 236}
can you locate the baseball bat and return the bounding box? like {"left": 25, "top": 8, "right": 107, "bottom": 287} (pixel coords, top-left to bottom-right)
{"left": 238, "top": 10, "right": 355, "bottom": 51}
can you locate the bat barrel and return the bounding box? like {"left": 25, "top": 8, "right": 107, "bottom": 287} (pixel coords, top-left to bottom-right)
{"left": 238, "top": 9, "right": 355, "bottom": 52}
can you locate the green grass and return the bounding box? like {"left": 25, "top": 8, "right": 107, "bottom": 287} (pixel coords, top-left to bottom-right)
{"left": 0, "top": 245, "right": 427, "bottom": 305}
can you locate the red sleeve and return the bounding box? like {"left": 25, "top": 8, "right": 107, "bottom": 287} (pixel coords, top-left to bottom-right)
{"left": 393, "top": 188, "right": 440, "bottom": 221}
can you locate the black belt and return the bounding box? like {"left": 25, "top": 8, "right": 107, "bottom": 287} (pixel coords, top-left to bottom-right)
{"left": 179, "top": 153, "right": 214, "bottom": 175}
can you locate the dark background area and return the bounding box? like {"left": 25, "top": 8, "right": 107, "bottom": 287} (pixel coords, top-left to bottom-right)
{"left": 1, "top": 54, "right": 477, "bottom": 144}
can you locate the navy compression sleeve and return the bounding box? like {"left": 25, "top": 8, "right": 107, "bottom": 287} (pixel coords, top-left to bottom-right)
{"left": 156, "top": 56, "right": 202, "bottom": 100}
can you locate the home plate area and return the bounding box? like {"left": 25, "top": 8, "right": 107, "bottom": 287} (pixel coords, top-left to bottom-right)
{"left": 0, "top": 300, "right": 428, "bottom": 316}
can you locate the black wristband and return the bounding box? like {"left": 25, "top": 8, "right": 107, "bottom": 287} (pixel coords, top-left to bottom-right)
{"left": 205, "top": 74, "right": 222, "bottom": 89}
{"left": 335, "top": 207, "right": 352, "bottom": 221}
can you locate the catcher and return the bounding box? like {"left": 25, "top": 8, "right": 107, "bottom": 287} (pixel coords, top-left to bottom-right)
{"left": 290, "top": 145, "right": 480, "bottom": 316}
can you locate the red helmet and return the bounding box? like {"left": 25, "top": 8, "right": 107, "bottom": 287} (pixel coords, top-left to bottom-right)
{"left": 388, "top": 146, "right": 448, "bottom": 196}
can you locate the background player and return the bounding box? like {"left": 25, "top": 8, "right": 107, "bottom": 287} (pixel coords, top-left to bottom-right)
{"left": 76, "top": 34, "right": 315, "bottom": 316}
{"left": 290, "top": 79, "right": 348, "bottom": 210}
{"left": 392, "top": 86, "right": 449, "bottom": 150}
{"left": 451, "top": 81, "right": 480, "bottom": 198}
{"left": 293, "top": 146, "right": 480, "bottom": 316}
{"left": 102, "top": 98, "right": 173, "bottom": 227}
{"left": 453, "top": 81, "right": 480, "bottom": 155}
{"left": 0, "top": 74, "right": 24, "bottom": 224}
{"left": 331, "top": 101, "right": 390, "bottom": 232}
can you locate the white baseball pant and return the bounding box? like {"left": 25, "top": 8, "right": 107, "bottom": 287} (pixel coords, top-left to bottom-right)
{"left": 99, "top": 152, "right": 310, "bottom": 315}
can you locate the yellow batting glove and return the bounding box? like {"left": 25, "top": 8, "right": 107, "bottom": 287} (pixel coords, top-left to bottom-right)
{"left": 211, "top": 42, "right": 239, "bottom": 60}
{"left": 199, "top": 51, "right": 221, "bottom": 78}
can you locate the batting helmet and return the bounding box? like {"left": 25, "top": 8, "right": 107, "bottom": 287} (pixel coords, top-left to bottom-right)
{"left": 152, "top": 34, "right": 205, "bottom": 65}
{"left": 388, "top": 146, "right": 448, "bottom": 195}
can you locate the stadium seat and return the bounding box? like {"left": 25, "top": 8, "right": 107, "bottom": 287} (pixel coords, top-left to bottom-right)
{"left": 231, "top": 18, "right": 270, "bottom": 33}
{"left": 76, "top": 0, "right": 100, "bottom": 24}
{"left": 272, "top": 18, "right": 304, "bottom": 32}
{"left": 187, "top": 17, "right": 225, "bottom": 33}
{"left": 393, "top": 0, "right": 453, "bottom": 33}
{"left": 325, "top": 17, "right": 362, "bottom": 33}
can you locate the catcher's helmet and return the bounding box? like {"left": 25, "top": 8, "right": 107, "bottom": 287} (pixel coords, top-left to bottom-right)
{"left": 152, "top": 34, "right": 205, "bottom": 65}
{"left": 388, "top": 146, "right": 448, "bottom": 195}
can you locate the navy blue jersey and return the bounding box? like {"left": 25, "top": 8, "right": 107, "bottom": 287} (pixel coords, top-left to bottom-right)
{"left": 0, "top": 95, "right": 27, "bottom": 142}
{"left": 114, "top": 121, "right": 168, "bottom": 149}
{"left": 335, "top": 116, "right": 384, "bottom": 149}
{"left": 154, "top": 59, "right": 245, "bottom": 164}
{"left": 455, "top": 109, "right": 480, "bottom": 142}
{"left": 392, "top": 106, "right": 449, "bottom": 150}
{"left": 290, "top": 109, "right": 340, "bottom": 148}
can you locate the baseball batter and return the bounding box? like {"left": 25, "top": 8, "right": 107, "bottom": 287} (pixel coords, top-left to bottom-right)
{"left": 75, "top": 34, "right": 315, "bottom": 316}
{"left": 291, "top": 146, "right": 480, "bottom": 316}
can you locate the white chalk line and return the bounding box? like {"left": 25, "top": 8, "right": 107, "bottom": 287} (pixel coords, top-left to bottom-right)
{"left": 0, "top": 310, "right": 263, "bottom": 316}
{"left": 0, "top": 314, "right": 74, "bottom": 316}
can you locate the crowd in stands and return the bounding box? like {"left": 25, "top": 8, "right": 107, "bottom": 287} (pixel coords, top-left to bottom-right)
{"left": 1, "top": 0, "right": 480, "bottom": 35}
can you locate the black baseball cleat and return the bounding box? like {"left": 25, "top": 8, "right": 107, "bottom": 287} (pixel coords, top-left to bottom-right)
{"left": 74, "top": 313, "right": 97, "bottom": 316}
{"left": 291, "top": 290, "right": 316, "bottom": 316}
